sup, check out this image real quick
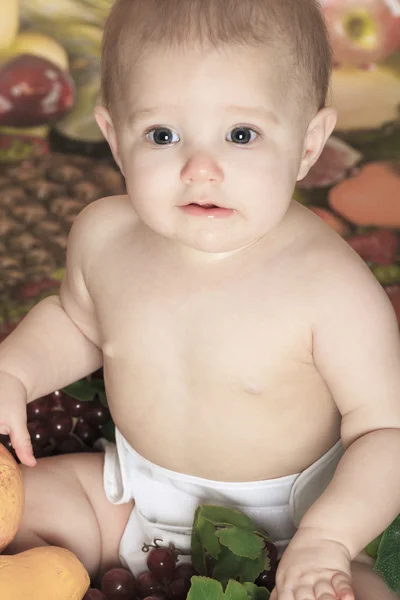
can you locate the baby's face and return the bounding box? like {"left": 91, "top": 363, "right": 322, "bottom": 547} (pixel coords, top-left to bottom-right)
{"left": 109, "top": 45, "right": 311, "bottom": 255}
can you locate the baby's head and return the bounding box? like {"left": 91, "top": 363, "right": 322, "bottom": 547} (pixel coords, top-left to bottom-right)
{"left": 96, "top": 0, "right": 337, "bottom": 255}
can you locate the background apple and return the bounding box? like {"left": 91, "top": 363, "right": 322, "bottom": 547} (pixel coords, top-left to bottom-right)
{"left": 322, "top": 0, "right": 400, "bottom": 65}
{"left": 0, "top": 54, "right": 75, "bottom": 128}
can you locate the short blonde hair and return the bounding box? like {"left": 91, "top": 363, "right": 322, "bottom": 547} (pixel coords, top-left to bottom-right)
{"left": 102, "top": 0, "right": 332, "bottom": 116}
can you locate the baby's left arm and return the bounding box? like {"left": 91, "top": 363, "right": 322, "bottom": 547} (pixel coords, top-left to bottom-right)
{"left": 302, "top": 257, "right": 400, "bottom": 559}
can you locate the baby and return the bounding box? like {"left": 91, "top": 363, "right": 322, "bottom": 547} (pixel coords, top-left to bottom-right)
{"left": 1, "top": 0, "right": 400, "bottom": 598}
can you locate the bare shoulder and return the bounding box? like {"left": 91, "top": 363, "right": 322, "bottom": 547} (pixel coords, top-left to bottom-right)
{"left": 293, "top": 203, "right": 390, "bottom": 307}
{"left": 71, "top": 194, "right": 137, "bottom": 241}
{"left": 67, "top": 195, "right": 138, "bottom": 264}
{"left": 293, "top": 206, "right": 400, "bottom": 442}
{"left": 60, "top": 195, "right": 138, "bottom": 342}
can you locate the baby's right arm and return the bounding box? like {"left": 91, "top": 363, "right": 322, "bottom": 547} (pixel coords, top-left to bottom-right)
{"left": 0, "top": 204, "right": 103, "bottom": 466}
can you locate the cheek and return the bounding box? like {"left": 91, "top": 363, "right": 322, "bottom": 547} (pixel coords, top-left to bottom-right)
{"left": 125, "top": 151, "right": 180, "bottom": 202}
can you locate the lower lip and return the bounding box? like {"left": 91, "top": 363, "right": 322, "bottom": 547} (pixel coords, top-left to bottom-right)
{"left": 180, "top": 204, "right": 235, "bottom": 218}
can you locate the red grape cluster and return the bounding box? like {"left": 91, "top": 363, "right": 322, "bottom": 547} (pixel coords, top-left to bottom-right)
{"left": 0, "top": 387, "right": 111, "bottom": 461}
{"left": 255, "top": 541, "right": 279, "bottom": 592}
{"left": 83, "top": 547, "right": 197, "bottom": 600}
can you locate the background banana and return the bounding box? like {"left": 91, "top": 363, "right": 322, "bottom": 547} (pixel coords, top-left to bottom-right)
{"left": 0, "top": 0, "right": 19, "bottom": 51}
{"left": 18, "top": 0, "right": 114, "bottom": 143}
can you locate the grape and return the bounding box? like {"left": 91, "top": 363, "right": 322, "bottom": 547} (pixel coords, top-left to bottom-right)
{"left": 0, "top": 434, "right": 13, "bottom": 451}
{"left": 74, "top": 419, "right": 101, "bottom": 445}
{"left": 32, "top": 443, "right": 46, "bottom": 459}
{"left": 62, "top": 395, "right": 89, "bottom": 418}
{"left": 85, "top": 397, "right": 111, "bottom": 426}
{"left": 32, "top": 442, "right": 54, "bottom": 459}
{"left": 264, "top": 541, "right": 278, "bottom": 566}
{"left": 0, "top": 435, "right": 17, "bottom": 460}
{"left": 56, "top": 435, "right": 84, "bottom": 454}
{"left": 83, "top": 589, "right": 108, "bottom": 600}
{"left": 101, "top": 567, "right": 136, "bottom": 600}
{"left": 167, "top": 578, "right": 191, "bottom": 600}
{"left": 92, "top": 368, "right": 104, "bottom": 379}
{"left": 28, "top": 420, "right": 51, "bottom": 447}
{"left": 27, "top": 397, "right": 51, "bottom": 421}
{"left": 255, "top": 563, "right": 278, "bottom": 592}
{"left": 50, "top": 413, "right": 73, "bottom": 440}
{"left": 136, "top": 571, "right": 164, "bottom": 598}
{"left": 173, "top": 563, "right": 196, "bottom": 581}
{"left": 47, "top": 390, "right": 66, "bottom": 410}
{"left": 147, "top": 547, "right": 176, "bottom": 583}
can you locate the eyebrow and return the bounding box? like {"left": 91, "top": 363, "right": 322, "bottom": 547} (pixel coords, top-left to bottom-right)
{"left": 129, "top": 104, "right": 279, "bottom": 125}
{"left": 225, "top": 105, "right": 280, "bottom": 125}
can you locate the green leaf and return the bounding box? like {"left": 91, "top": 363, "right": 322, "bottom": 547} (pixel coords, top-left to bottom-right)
{"left": 63, "top": 379, "right": 97, "bottom": 402}
{"left": 100, "top": 420, "right": 115, "bottom": 443}
{"left": 243, "top": 582, "right": 271, "bottom": 600}
{"left": 365, "top": 533, "right": 383, "bottom": 560}
{"left": 191, "top": 533, "right": 206, "bottom": 575}
{"left": 98, "top": 390, "right": 109, "bottom": 407}
{"left": 375, "top": 515, "right": 400, "bottom": 593}
{"left": 211, "top": 545, "right": 243, "bottom": 583}
{"left": 187, "top": 576, "right": 225, "bottom": 600}
{"left": 197, "top": 506, "right": 255, "bottom": 531}
{"left": 211, "top": 546, "right": 265, "bottom": 585}
{"left": 237, "top": 552, "right": 265, "bottom": 584}
{"left": 224, "top": 580, "right": 248, "bottom": 600}
{"left": 197, "top": 516, "right": 221, "bottom": 560}
{"left": 89, "top": 379, "right": 106, "bottom": 393}
{"left": 216, "top": 527, "right": 264, "bottom": 560}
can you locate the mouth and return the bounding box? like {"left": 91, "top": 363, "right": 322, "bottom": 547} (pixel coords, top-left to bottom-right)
{"left": 188, "top": 202, "right": 219, "bottom": 209}
{"left": 179, "top": 202, "right": 235, "bottom": 219}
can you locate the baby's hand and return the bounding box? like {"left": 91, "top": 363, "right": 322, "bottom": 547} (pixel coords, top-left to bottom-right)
{"left": 0, "top": 371, "right": 36, "bottom": 467}
{"left": 271, "top": 528, "right": 354, "bottom": 600}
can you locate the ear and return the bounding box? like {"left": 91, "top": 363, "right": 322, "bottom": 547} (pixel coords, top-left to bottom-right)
{"left": 94, "top": 105, "right": 125, "bottom": 175}
{"left": 297, "top": 108, "right": 337, "bottom": 182}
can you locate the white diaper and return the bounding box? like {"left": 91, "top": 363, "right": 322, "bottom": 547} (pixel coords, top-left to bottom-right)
{"left": 102, "top": 430, "right": 344, "bottom": 575}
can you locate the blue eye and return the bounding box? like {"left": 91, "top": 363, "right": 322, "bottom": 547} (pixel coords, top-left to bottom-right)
{"left": 147, "top": 127, "right": 180, "bottom": 145}
{"left": 227, "top": 127, "right": 258, "bottom": 145}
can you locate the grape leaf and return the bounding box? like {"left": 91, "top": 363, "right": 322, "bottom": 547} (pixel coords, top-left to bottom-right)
{"left": 211, "top": 545, "right": 243, "bottom": 583}
{"left": 187, "top": 576, "right": 225, "bottom": 600}
{"left": 187, "top": 577, "right": 270, "bottom": 600}
{"left": 197, "top": 516, "right": 221, "bottom": 559}
{"left": 216, "top": 527, "right": 264, "bottom": 560}
{"left": 243, "top": 582, "right": 271, "bottom": 600}
{"left": 98, "top": 390, "right": 109, "bottom": 407}
{"left": 191, "top": 529, "right": 207, "bottom": 575}
{"left": 225, "top": 580, "right": 248, "bottom": 600}
{"left": 211, "top": 546, "right": 265, "bottom": 585}
{"left": 365, "top": 533, "right": 383, "bottom": 560}
{"left": 197, "top": 505, "right": 255, "bottom": 531}
{"left": 237, "top": 552, "right": 265, "bottom": 584}
{"left": 100, "top": 420, "right": 115, "bottom": 443}
{"left": 375, "top": 515, "right": 400, "bottom": 593}
{"left": 63, "top": 379, "right": 97, "bottom": 401}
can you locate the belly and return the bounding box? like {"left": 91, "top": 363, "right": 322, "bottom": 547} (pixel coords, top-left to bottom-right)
{"left": 105, "top": 361, "right": 341, "bottom": 482}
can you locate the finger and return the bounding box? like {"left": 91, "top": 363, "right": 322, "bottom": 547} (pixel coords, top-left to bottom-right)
{"left": 277, "top": 587, "right": 295, "bottom": 600}
{"left": 294, "top": 584, "right": 315, "bottom": 599}
{"left": 331, "top": 573, "right": 354, "bottom": 600}
{"left": 9, "top": 422, "right": 36, "bottom": 467}
{"left": 271, "top": 585, "right": 295, "bottom": 600}
{"left": 314, "top": 579, "right": 340, "bottom": 599}
{"left": 0, "top": 421, "right": 11, "bottom": 435}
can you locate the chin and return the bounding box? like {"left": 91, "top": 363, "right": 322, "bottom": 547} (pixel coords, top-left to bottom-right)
{"left": 178, "top": 230, "right": 252, "bottom": 255}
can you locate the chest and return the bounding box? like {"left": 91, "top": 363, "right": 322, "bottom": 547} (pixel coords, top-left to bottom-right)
{"left": 91, "top": 250, "right": 311, "bottom": 384}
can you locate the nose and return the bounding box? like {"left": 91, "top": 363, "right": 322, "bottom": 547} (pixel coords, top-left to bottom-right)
{"left": 181, "top": 151, "right": 224, "bottom": 185}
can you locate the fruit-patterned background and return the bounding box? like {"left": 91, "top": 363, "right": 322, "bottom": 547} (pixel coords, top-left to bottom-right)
{"left": 0, "top": 2, "right": 400, "bottom": 597}
{"left": 0, "top": 0, "right": 400, "bottom": 337}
